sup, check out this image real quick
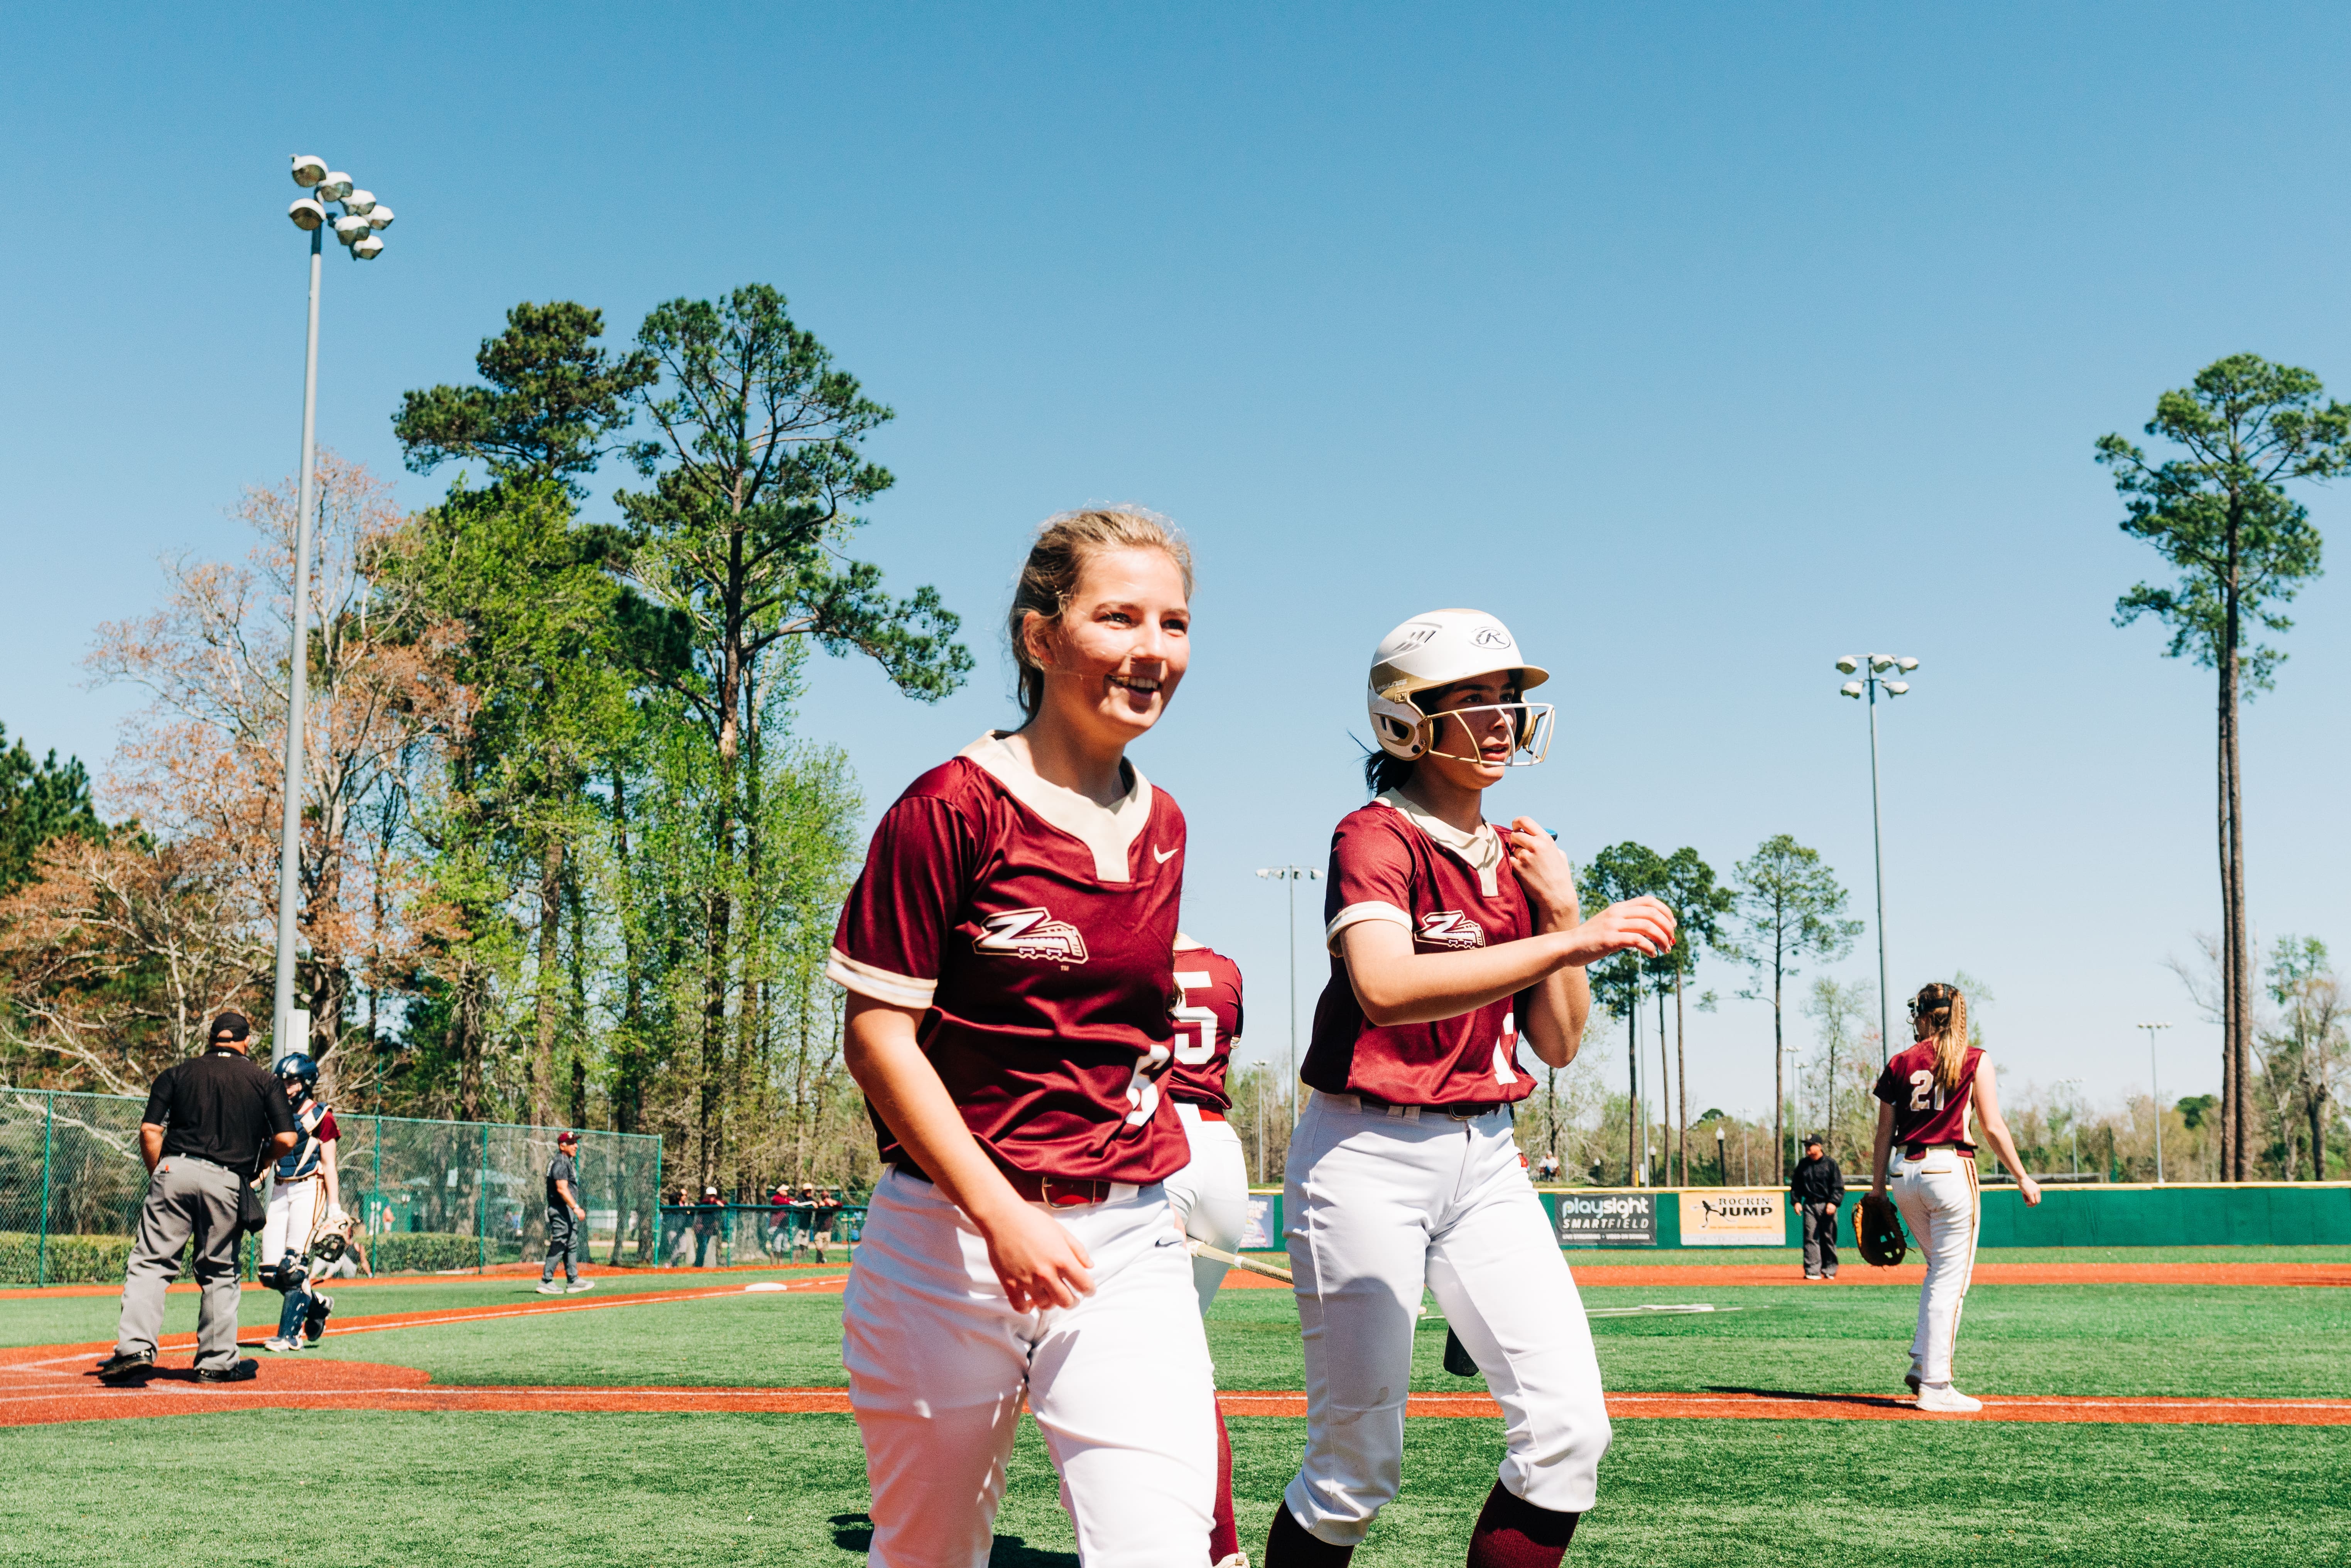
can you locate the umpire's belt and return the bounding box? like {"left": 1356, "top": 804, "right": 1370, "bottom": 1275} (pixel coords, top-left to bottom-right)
{"left": 894, "top": 1162, "right": 1135, "bottom": 1209}
{"left": 1317, "top": 1090, "right": 1510, "bottom": 1122}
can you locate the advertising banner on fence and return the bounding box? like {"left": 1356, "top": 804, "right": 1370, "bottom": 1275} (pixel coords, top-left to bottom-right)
{"left": 1556, "top": 1191, "right": 1656, "bottom": 1246}
{"left": 1679, "top": 1189, "right": 1785, "bottom": 1245}
{"left": 1240, "top": 1195, "right": 1277, "bottom": 1251}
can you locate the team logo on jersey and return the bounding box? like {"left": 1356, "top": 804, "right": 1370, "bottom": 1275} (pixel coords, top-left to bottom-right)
{"left": 975, "top": 907, "right": 1090, "bottom": 965}
{"left": 1416, "top": 910, "right": 1486, "bottom": 949}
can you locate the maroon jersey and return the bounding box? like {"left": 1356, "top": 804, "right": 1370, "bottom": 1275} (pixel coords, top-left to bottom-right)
{"left": 827, "top": 738, "right": 1191, "bottom": 1185}
{"left": 1168, "top": 942, "right": 1243, "bottom": 1112}
{"left": 1299, "top": 792, "right": 1538, "bottom": 1107}
{"left": 1873, "top": 1040, "right": 1985, "bottom": 1151}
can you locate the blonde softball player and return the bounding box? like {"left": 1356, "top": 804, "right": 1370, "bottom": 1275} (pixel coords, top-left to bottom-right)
{"left": 1267, "top": 610, "right": 1676, "bottom": 1568}
{"left": 1166, "top": 934, "right": 1251, "bottom": 1564}
{"left": 832, "top": 509, "right": 1216, "bottom": 1568}
{"left": 1869, "top": 981, "right": 2042, "bottom": 1413}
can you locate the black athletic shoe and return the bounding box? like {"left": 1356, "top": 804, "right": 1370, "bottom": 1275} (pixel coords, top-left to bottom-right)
{"left": 1904, "top": 1373, "right": 1922, "bottom": 1394}
{"left": 95, "top": 1350, "right": 155, "bottom": 1382}
{"left": 1441, "top": 1327, "right": 1480, "bottom": 1378}
{"left": 305, "top": 1293, "right": 334, "bottom": 1343}
{"left": 196, "top": 1358, "right": 259, "bottom": 1384}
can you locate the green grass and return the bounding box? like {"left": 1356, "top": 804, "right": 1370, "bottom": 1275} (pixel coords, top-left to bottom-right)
{"left": 8, "top": 1260, "right": 2349, "bottom": 1566}
{"left": 1554, "top": 1243, "right": 2351, "bottom": 1267}
{"left": 2, "top": 1412, "right": 2344, "bottom": 1568}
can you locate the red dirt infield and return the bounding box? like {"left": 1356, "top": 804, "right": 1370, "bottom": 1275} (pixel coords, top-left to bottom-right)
{"left": 5, "top": 1351, "right": 2345, "bottom": 1430}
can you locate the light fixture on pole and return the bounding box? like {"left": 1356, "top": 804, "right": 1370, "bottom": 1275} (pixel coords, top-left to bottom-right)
{"left": 1255, "top": 865, "right": 1321, "bottom": 1125}
{"left": 271, "top": 152, "right": 396, "bottom": 1063}
{"left": 1835, "top": 652, "right": 1919, "bottom": 1067}
{"left": 2137, "top": 1022, "right": 2174, "bottom": 1182}
{"left": 1714, "top": 1121, "right": 1725, "bottom": 1187}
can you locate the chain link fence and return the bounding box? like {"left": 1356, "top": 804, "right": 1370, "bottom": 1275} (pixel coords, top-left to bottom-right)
{"left": 0, "top": 1087, "right": 664, "bottom": 1286}
{"left": 651, "top": 1201, "right": 866, "bottom": 1268}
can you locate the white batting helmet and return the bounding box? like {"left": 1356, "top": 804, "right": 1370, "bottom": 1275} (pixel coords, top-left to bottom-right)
{"left": 1366, "top": 609, "right": 1552, "bottom": 762}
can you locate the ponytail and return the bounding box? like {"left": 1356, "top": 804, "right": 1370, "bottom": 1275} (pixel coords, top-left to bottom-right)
{"left": 1910, "top": 982, "right": 1969, "bottom": 1093}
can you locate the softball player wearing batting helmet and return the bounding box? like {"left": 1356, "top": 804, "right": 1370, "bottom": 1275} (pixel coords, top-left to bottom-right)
{"left": 1165, "top": 933, "right": 1251, "bottom": 1564}
{"left": 831, "top": 509, "right": 1216, "bottom": 1568}
{"left": 1266, "top": 610, "right": 1675, "bottom": 1568}
{"left": 1869, "top": 982, "right": 2042, "bottom": 1413}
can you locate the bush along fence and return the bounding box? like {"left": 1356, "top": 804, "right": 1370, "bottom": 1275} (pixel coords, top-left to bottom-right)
{"left": 0, "top": 1087, "right": 664, "bottom": 1286}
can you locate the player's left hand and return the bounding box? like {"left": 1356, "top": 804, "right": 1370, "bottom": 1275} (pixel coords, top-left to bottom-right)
{"left": 2018, "top": 1175, "right": 2043, "bottom": 1206}
{"left": 1505, "top": 817, "right": 1580, "bottom": 926}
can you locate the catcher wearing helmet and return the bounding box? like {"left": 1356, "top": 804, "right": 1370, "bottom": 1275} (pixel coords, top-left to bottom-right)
{"left": 257, "top": 1053, "right": 348, "bottom": 1353}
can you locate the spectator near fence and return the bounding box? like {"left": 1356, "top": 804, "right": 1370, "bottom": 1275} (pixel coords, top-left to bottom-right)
{"left": 537, "top": 1130, "right": 594, "bottom": 1296}
{"left": 692, "top": 1185, "right": 723, "bottom": 1266}
{"left": 96, "top": 1013, "right": 296, "bottom": 1386}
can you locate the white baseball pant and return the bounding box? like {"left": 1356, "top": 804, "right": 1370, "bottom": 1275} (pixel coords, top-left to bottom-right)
{"left": 1888, "top": 1149, "right": 1980, "bottom": 1387}
{"left": 1281, "top": 1093, "right": 1610, "bottom": 1544}
{"left": 1163, "top": 1101, "right": 1252, "bottom": 1313}
{"left": 841, "top": 1167, "right": 1217, "bottom": 1568}
{"left": 261, "top": 1176, "right": 323, "bottom": 1268}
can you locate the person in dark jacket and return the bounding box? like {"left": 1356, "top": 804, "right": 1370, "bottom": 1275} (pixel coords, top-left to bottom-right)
{"left": 97, "top": 1013, "right": 298, "bottom": 1384}
{"left": 1790, "top": 1134, "right": 1846, "bottom": 1279}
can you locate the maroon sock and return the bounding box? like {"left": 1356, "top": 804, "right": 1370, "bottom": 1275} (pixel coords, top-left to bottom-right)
{"left": 1265, "top": 1503, "right": 1355, "bottom": 1568}
{"left": 1465, "top": 1480, "right": 1579, "bottom": 1568}
{"left": 1209, "top": 1400, "right": 1238, "bottom": 1562}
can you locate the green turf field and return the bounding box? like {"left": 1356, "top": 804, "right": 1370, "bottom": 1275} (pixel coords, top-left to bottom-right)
{"left": 1, "top": 1412, "right": 2343, "bottom": 1568}
{"left": 4, "top": 1256, "right": 2347, "bottom": 1566}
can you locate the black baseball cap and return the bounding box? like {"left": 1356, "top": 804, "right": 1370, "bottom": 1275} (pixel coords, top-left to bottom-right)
{"left": 1803, "top": 1133, "right": 1825, "bottom": 1148}
{"left": 208, "top": 1012, "right": 250, "bottom": 1043}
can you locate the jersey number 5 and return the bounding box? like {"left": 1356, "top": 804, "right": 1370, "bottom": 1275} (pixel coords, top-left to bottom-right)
{"left": 1171, "top": 971, "right": 1218, "bottom": 1067}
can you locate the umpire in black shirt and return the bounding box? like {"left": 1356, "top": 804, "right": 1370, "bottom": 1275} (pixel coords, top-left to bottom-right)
{"left": 97, "top": 1012, "right": 297, "bottom": 1384}
{"left": 1791, "top": 1133, "right": 1847, "bottom": 1279}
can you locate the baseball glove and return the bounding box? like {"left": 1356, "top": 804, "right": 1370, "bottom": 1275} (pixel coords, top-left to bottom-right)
{"left": 1854, "top": 1193, "right": 1907, "bottom": 1268}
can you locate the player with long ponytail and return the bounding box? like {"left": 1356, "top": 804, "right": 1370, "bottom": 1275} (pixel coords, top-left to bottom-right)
{"left": 1870, "top": 981, "right": 2042, "bottom": 1413}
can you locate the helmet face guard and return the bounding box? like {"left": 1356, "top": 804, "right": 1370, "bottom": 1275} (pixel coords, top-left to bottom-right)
{"left": 1373, "top": 697, "right": 1556, "bottom": 767}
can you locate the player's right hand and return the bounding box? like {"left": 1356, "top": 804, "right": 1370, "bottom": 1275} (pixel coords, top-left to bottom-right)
{"left": 982, "top": 1203, "right": 1096, "bottom": 1312}
{"left": 1562, "top": 896, "right": 1676, "bottom": 965}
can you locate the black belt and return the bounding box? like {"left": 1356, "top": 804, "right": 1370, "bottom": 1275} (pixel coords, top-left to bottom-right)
{"left": 895, "top": 1161, "right": 1120, "bottom": 1209}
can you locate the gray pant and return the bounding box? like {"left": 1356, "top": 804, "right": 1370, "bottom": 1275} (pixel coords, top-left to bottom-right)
{"left": 542, "top": 1206, "right": 582, "bottom": 1282}
{"left": 116, "top": 1156, "right": 247, "bottom": 1370}
{"left": 1802, "top": 1201, "right": 1841, "bottom": 1276}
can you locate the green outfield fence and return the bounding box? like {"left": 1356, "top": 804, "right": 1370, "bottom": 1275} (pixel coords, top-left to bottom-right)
{"left": 1238, "top": 1182, "right": 2351, "bottom": 1252}
{"left": 0, "top": 1086, "right": 664, "bottom": 1286}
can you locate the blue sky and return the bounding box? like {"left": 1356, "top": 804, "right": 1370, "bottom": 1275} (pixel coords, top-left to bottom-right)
{"left": 6, "top": 5, "right": 2349, "bottom": 1124}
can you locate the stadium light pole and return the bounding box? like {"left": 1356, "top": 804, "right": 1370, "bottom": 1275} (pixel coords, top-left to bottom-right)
{"left": 1255, "top": 865, "right": 1321, "bottom": 1124}
{"left": 1836, "top": 653, "right": 1918, "bottom": 1068}
{"left": 2137, "top": 1022, "right": 2174, "bottom": 1182}
{"left": 272, "top": 154, "right": 394, "bottom": 1063}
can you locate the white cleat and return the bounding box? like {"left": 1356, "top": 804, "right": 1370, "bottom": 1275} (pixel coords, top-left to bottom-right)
{"left": 566, "top": 1278, "right": 596, "bottom": 1293}
{"left": 1213, "top": 1557, "right": 1251, "bottom": 1568}
{"left": 535, "top": 1282, "right": 565, "bottom": 1295}
{"left": 1914, "top": 1383, "right": 1982, "bottom": 1413}
{"left": 260, "top": 1335, "right": 304, "bottom": 1354}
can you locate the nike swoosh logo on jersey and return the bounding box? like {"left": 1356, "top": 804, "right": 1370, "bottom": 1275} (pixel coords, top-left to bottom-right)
{"left": 1153, "top": 845, "right": 1177, "bottom": 864}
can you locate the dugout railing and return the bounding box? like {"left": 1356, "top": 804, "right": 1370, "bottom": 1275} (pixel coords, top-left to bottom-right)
{"left": 0, "top": 1086, "right": 665, "bottom": 1286}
